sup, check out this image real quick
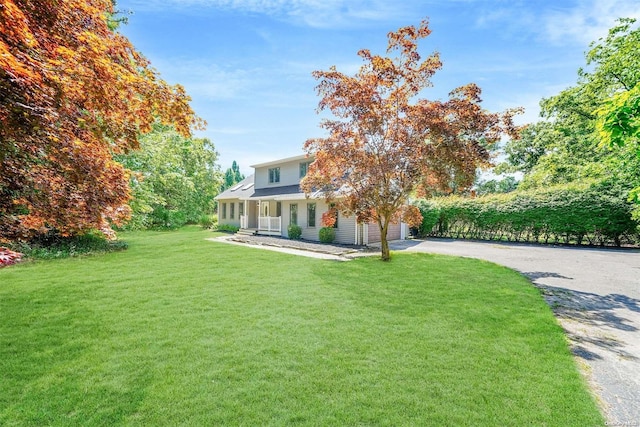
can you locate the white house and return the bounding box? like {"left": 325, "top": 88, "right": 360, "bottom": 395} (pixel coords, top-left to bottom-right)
{"left": 215, "top": 154, "right": 407, "bottom": 245}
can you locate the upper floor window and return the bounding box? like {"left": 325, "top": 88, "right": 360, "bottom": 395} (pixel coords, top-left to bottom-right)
{"left": 269, "top": 167, "right": 280, "bottom": 184}
{"left": 299, "top": 161, "right": 312, "bottom": 178}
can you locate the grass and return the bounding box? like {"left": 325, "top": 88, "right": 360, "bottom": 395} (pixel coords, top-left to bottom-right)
{"left": 0, "top": 227, "right": 603, "bottom": 426}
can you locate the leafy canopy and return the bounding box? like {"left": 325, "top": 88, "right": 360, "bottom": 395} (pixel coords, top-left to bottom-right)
{"left": 302, "top": 19, "right": 520, "bottom": 260}
{"left": 500, "top": 18, "right": 639, "bottom": 184}
{"left": 0, "top": 0, "right": 203, "bottom": 241}
{"left": 116, "top": 123, "right": 222, "bottom": 229}
{"left": 498, "top": 18, "right": 640, "bottom": 218}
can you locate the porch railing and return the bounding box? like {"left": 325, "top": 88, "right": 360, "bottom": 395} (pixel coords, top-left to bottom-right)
{"left": 258, "top": 216, "right": 281, "bottom": 233}
{"left": 240, "top": 215, "right": 249, "bottom": 229}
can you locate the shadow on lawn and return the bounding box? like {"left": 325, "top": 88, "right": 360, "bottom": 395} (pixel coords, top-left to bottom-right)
{"left": 531, "top": 280, "right": 640, "bottom": 361}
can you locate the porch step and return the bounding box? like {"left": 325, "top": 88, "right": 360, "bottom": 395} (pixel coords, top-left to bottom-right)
{"left": 235, "top": 228, "right": 257, "bottom": 236}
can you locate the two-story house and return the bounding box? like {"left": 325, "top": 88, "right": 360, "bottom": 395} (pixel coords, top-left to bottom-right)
{"left": 215, "top": 154, "right": 406, "bottom": 245}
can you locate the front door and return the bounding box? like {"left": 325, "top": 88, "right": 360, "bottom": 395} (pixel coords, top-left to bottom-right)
{"left": 261, "top": 201, "right": 269, "bottom": 218}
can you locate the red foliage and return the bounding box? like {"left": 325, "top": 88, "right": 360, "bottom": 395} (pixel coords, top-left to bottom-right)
{"left": 301, "top": 19, "right": 522, "bottom": 260}
{"left": 0, "top": 247, "right": 23, "bottom": 268}
{"left": 321, "top": 208, "right": 338, "bottom": 227}
{"left": 0, "top": 0, "right": 203, "bottom": 241}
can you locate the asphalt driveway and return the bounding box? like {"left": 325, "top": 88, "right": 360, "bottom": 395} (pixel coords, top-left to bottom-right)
{"left": 389, "top": 238, "right": 640, "bottom": 426}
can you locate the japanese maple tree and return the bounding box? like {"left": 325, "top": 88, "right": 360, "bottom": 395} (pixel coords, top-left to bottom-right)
{"left": 0, "top": 0, "right": 203, "bottom": 241}
{"left": 302, "top": 19, "right": 520, "bottom": 260}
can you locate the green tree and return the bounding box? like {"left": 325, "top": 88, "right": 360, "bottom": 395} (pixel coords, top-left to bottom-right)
{"left": 221, "top": 161, "right": 245, "bottom": 191}
{"left": 475, "top": 175, "right": 519, "bottom": 196}
{"left": 593, "top": 18, "right": 640, "bottom": 216}
{"left": 116, "top": 123, "right": 222, "bottom": 229}
{"left": 499, "top": 18, "right": 640, "bottom": 196}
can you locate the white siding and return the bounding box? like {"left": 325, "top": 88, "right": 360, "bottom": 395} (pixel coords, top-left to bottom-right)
{"left": 300, "top": 200, "right": 320, "bottom": 240}
{"left": 334, "top": 213, "right": 357, "bottom": 245}
{"left": 254, "top": 158, "right": 311, "bottom": 188}
{"left": 217, "top": 199, "right": 241, "bottom": 228}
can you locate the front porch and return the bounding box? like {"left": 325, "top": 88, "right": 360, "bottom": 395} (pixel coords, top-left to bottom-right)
{"left": 239, "top": 199, "right": 283, "bottom": 236}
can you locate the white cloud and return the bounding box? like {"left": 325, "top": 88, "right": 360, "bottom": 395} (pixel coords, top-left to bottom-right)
{"left": 126, "top": 0, "right": 420, "bottom": 28}
{"left": 542, "top": 0, "right": 640, "bottom": 46}
{"left": 472, "top": 0, "right": 640, "bottom": 47}
{"left": 150, "top": 58, "right": 267, "bottom": 100}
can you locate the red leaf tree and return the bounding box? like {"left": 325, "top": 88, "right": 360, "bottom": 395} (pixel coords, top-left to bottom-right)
{"left": 301, "top": 19, "right": 521, "bottom": 260}
{"left": 0, "top": 0, "right": 203, "bottom": 242}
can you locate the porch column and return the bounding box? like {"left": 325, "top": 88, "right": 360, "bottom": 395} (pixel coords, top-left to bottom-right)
{"left": 243, "top": 200, "right": 248, "bottom": 229}
{"left": 257, "top": 199, "right": 261, "bottom": 230}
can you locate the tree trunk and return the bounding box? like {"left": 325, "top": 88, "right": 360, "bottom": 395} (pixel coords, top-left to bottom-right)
{"left": 379, "top": 217, "right": 391, "bottom": 261}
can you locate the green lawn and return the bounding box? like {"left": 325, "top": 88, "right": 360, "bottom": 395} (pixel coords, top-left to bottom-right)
{"left": 0, "top": 227, "right": 603, "bottom": 426}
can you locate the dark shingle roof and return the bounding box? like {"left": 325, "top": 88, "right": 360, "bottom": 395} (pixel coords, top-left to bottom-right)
{"left": 251, "top": 184, "right": 302, "bottom": 198}
{"left": 215, "top": 174, "right": 256, "bottom": 200}
{"left": 216, "top": 174, "right": 310, "bottom": 200}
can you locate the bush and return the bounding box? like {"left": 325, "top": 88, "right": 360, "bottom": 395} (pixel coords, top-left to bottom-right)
{"left": 199, "top": 214, "right": 217, "bottom": 229}
{"left": 10, "top": 230, "right": 128, "bottom": 260}
{"left": 288, "top": 224, "right": 302, "bottom": 240}
{"left": 215, "top": 224, "right": 239, "bottom": 233}
{"left": 414, "top": 180, "right": 639, "bottom": 246}
{"left": 319, "top": 227, "right": 336, "bottom": 243}
{"left": 151, "top": 207, "right": 188, "bottom": 229}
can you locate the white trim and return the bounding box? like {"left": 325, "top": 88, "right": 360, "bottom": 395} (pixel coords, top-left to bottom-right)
{"left": 364, "top": 223, "right": 369, "bottom": 245}
{"left": 250, "top": 154, "right": 309, "bottom": 169}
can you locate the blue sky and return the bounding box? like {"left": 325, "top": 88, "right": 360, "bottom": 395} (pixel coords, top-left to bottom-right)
{"left": 115, "top": 0, "right": 640, "bottom": 175}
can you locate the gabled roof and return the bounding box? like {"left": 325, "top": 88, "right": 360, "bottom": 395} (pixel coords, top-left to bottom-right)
{"left": 215, "top": 174, "right": 319, "bottom": 201}
{"left": 215, "top": 174, "right": 256, "bottom": 200}
{"left": 250, "top": 154, "right": 309, "bottom": 169}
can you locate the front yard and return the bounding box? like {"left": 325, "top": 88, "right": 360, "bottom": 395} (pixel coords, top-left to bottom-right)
{"left": 0, "top": 227, "right": 603, "bottom": 425}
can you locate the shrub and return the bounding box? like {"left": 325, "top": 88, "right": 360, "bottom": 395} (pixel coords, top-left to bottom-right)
{"left": 215, "top": 224, "right": 239, "bottom": 233}
{"left": 199, "top": 214, "right": 217, "bottom": 229}
{"left": 288, "top": 224, "right": 302, "bottom": 240}
{"left": 9, "top": 231, "right": 128, "bottom": 260}
{"left": 414, "top": 180, "right": 639, "bottom": 246}
{"left": 319, "top": 226, "right": 336, "bottom": 243}
{"left": 152, "top": 207, "right": 188, "bottom": 229}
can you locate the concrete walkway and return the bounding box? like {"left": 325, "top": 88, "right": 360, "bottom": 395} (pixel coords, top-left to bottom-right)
{"left": 387, "top": 238, "right": 640, "bottom": 426}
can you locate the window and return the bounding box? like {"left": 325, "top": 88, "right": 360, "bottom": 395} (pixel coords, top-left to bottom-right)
{"left": 239, "top": 202, "right": 244, "bottom": 217}
{"left": 299, "top": 161, "right": 312, "bottom": 178}
{"left": 221, "top": 203, "right": 227, "bottom": 219}
{"left": 268, "top": 167, "right": 280, "bottom": 184}
{"left": 290, "top": 204, "right": 298, "bottom": 225}
{"left": 230, "top": 202, "right": 235, "bottom": 219}
{"left": 307, "top": 203, "right": 316, "bottom": 227}
{"left": 276, "top": 201, "right": 282, "bottom": 217}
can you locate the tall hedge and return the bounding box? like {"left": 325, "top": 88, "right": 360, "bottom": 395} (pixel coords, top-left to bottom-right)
{"left": 414, "top": 181, "right": 639, "bottom": 246}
